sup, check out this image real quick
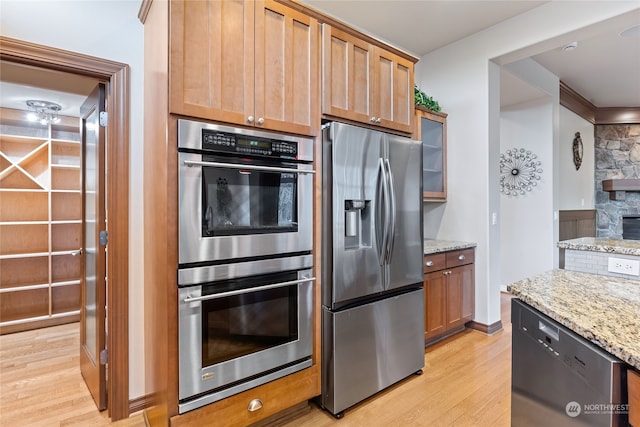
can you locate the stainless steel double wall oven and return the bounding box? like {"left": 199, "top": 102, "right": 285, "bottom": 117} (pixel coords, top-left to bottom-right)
{"left": 177, "top": 119, "right": 315, "bottom": 413}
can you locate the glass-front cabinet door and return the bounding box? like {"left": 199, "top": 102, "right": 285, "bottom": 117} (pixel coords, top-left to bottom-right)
{"left": 415, "top": 107, "right": 447, "bottom": 201}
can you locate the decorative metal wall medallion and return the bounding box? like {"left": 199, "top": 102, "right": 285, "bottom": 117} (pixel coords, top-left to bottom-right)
{"left": 573, "top": 132, "right": 583, "bottom": 170}
{"left": 500, "top": 148, "right": 543, "bottom": 197}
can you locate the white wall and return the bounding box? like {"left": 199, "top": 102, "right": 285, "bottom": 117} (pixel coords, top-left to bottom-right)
{"left": 415, "top": 1, "right": 638, "bottom": 327}
{"left": 0, "top": 0, "right": 145, "bottom": 399}
{"left": 500, "top": 98, "right": 554, "bottom": 288}
{"left": 559, "top": 107, "right": 595, "bottom": 210}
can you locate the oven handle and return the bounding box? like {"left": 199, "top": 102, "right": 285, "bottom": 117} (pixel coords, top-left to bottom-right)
{"left": 182, "top": 277, "right": 316, "bottom": 303}
{"left": 183, "top": 160, "right": 315, "bottom": 175}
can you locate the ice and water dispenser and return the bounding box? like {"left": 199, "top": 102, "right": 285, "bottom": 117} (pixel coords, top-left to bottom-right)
{"left": 344, "top": 200, "right": 371, "bottom": 248}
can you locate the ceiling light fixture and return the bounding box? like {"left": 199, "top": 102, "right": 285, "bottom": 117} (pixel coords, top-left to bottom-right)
{"left": 26, "top": 99, "right": 62, "bottom": 125}
{"left": 562, "top": 41, "right": 578, "bottom": 51}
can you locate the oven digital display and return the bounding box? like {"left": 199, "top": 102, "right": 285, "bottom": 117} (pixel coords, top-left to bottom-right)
{"left": 238, "top": 139, "right": 271, "bottom": 149}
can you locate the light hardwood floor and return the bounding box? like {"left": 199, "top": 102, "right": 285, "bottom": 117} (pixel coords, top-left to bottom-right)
{"left": 0, "top": 294, "right": 512, "bottom": 426}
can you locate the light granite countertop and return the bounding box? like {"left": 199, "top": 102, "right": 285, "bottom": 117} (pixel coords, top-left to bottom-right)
{"left": 507, "top": 269, "right": 640, "bottom": 370}
{"left": 423, "top": 239, "right": 477, "bottom": 255}
{"left": 557, "top": 237, "right": 640, "bottom": 256}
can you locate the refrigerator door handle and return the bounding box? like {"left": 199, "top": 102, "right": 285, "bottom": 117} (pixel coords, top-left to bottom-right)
{"left": 376, "top": 158, "right": 389, "bottom": 266}
{"left": 384, "top": 158, "right": 397, "bottom": 264}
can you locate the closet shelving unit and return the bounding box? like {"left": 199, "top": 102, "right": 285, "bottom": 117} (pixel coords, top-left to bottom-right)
{"left": 0, "top": 109, "right": 81, "bottom": 334}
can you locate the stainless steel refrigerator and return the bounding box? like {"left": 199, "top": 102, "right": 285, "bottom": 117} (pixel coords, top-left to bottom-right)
{"left": 321, "top": 121, "right": 425, "bottom": 417}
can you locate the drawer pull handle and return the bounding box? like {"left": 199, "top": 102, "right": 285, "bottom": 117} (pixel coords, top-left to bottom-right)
{"left": 458, "top": 254, "right": 465, "bottom": 261}
{"left": 425, "top": 260, "right": 434, "bottom": 267}
{"left": 248, "top": 398, "right": 263, "bottom": 412}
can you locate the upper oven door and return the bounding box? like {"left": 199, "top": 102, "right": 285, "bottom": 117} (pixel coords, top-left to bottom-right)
{"left": 179, "top": 151, "right": 313, "bottom": 265}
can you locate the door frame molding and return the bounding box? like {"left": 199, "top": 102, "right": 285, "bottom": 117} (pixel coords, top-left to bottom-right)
{"left": 0, "top": 36, "right": 130, "bottom": 421}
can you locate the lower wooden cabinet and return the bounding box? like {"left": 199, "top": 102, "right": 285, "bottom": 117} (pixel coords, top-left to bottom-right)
{"left": 630, "top": 368, "right": 639, "bottom": 427}
{"left": 423, "top": 248, "right": 475, "bottom": 344}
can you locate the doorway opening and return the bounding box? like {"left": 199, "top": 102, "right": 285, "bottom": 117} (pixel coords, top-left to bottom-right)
{"left": 0, "top": 36, "right": 130, "bottom": 421}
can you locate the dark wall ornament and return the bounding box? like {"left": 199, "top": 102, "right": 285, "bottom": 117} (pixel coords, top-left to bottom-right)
{"left": 573, "top": 131, "right": 583, "bottom": 170}
{"left": 500, "top": 148, "right": 543, "bottom": 197}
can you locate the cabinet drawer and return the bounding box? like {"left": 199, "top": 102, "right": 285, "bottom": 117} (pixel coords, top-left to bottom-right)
{"left": 424, "top": 253, "right": 446, "bottom": 273}
{"left": 445, "top": 248, "right": 474, "bottom": 268}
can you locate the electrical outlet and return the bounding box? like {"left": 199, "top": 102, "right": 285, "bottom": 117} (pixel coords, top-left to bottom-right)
{"left": 607, "top": 257, "right": 640, "bottom": 276}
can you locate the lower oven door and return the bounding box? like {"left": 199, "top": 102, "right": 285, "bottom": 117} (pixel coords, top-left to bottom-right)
{"left": 178, "top": 268, "right": 314, "bottom": 404}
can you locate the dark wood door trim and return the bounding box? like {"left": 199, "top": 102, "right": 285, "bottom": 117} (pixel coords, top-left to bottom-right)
{"left": 0, "top": 35, "right": 130, "bottom": 421}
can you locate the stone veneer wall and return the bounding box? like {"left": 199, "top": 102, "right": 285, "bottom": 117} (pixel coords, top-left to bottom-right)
{"left": 594, "top": 124, "right": 640, "bottom": 238}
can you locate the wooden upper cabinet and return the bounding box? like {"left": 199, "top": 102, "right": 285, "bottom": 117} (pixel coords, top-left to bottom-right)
{"left": 322, "top": 25, "right": 374, "bottom": 125}
{"left": 416, "top": 108, "right": 447, "bottom": 201}
{"left": 373, "top": 48, "right": 413, "bottom": 134}
{"left": 170, "top": 0, "right": 253, "bottom": 126}
{"left": 254, "top": 1, "right": 319, "bottom": 136}
{"left": 170, "top": 0, "right": 319, "bottom": 136}
{"left": 322, "top": 23, "right": 414, "bottom": 134}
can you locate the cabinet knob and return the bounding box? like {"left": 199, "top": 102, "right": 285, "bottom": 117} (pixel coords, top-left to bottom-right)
{"left": 257, "top": 117, "right": 264, "bottom": 125}
{"left": 247, "top": 116, "right": 255, "bottom": 123}
{"left": 247, "top": 398, "right": 263, "bottom": 412}
{"left": 425, "top": 260, "right": 434, "bottom": 267}
{"left": 375, "top": 118, "right": 382, "bottom": 123}
{"left": 458, "top": 254, "right": 465, "bottom": 261}
{"left": 370, "top": 117, "right": 377, "bottom": 123}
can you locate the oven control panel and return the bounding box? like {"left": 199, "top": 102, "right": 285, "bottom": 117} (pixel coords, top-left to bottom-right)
{"left": 202, "top": 129, "right": 298, "bottom": 158}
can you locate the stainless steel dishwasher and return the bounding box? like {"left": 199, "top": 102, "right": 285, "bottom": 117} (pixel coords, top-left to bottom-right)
{"left": 511, "top": 299, "right": 628, "bottom": 427}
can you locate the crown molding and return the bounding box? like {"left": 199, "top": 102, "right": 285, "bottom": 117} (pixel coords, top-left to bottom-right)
{"left": 559, "top": 81, "right": 596, "bottom": 124}
{"left": 560, "top": 81, "right": 639, "bottom": 125}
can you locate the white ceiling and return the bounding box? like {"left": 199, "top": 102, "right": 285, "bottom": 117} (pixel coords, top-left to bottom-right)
{"left": 303, "top": 0, "right": 547, "bottom": 57}
{"left": 303, "top": 0, "right": 640, "bottom": 109}
{"left": 0, "top": 61, "right": 97, "bottom": 118}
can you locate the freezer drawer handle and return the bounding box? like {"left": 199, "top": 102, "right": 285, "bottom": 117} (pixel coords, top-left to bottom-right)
{"left": 183, "top": 159, "right": 315, "bottom": 175}
{"left": 183, "top": 277, "right": 316, "bottom": 303}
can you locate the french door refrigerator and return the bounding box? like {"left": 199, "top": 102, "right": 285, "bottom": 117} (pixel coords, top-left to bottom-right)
{"left": 321, "top": 121, "right": 425, "bottom": 417}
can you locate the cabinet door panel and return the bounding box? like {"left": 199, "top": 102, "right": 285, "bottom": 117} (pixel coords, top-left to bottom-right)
{"left": 447, "top": 264, "right": 475, "bottom": 329}
{"left": 255, "top": 1, "right": 318, "bottom": 136}
{"left": 375, "top": 53, "right": 392, "bottom": 124}
{"left": 417, "top": 109, "right": 447, "bottom": 200}
{"left": 424, "top": 271, "right": 446, "bottom": 339}
{"left": 460, "top": 264, "right": 475, "bottom": 322}
{"left": 446, "top": 269, "right": 463, "bottom": 328}
{"left": 170, "top": 0, "right": 254, "bottom": 125}
{"left": 375, "top": 48, "right": 413, "bottom": 134}
{"left": 322, "top": 25, "right": 373, "bottom": 124}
